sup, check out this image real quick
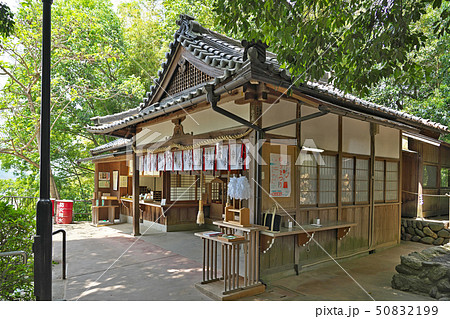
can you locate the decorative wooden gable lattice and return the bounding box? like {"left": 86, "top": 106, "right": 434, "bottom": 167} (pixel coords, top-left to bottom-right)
{"left": 164, "top": 59, "right": 213, "bottom": 97}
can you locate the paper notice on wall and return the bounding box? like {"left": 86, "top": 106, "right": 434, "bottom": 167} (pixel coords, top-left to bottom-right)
{"left": 270, "top": 153, "right": 291, "bottom": 197}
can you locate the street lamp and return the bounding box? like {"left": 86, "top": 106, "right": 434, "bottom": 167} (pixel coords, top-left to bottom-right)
{"left": 33, "top": 0, "right": 53, "bottom": 301}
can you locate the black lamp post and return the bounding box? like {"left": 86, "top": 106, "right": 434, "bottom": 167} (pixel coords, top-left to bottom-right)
{"left": 33, "top": 0, "right": 53, "bottom": 301}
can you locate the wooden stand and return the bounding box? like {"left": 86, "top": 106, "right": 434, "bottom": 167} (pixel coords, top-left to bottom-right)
{"left": 91, "top": 195, "right": 119, "bottom": 226}
{"left": 194, "top": 221, "right": 267, "bottom": 300}
{"left": 91, "top": 205, "right": 118, "bottom": 226}
{"left": 195, "top": 230, "right": 265, "bottom": 300}
{"left": 224, "top": 207, "right": 250, "bottom": 227}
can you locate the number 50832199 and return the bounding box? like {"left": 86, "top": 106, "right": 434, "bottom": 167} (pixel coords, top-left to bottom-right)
{"left": 375, "top": 306, "right": 438, "bottom": 316}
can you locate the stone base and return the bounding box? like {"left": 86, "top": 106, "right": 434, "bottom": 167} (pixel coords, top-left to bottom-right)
{"left": 392, "top": 243, "right": 450, "bottom": 300}
{"left": 195, "top": 278, "right": 265, "bottom": 301}
{"left": 401, "top": 218, "right": 450, "bottom": 246}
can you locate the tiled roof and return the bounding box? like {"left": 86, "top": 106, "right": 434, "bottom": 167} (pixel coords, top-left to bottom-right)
{"left": 86, "top": 15, "right": 448, "bottom": 136}
{"left": 90, "top": 138, "right": 131, "bottom": 155}
{"left": 300, "top": 81, "right": 448, "bottom": 133}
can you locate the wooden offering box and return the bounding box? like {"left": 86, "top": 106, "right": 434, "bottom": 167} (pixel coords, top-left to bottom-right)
{"left": 224, "top": 207, "right": 250, "bottom": 227}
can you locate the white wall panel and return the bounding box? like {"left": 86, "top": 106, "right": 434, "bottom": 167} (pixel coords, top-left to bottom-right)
{"left": 301, "top": 105, "right": 338, "bottom": 151}
{"left": 261, "top": 100, "right": 297, "bottom": 137}
{"left": 342, "top": 117, "right": 370, "bottom": 155}
{"left": 375, "top": 125, "right": 400, "bottom": 158}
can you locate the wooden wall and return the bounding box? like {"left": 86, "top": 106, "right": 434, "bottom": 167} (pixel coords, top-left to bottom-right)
{"left": 401, "top": 151, "right": 419, "bottom": 218}
{"left": 338, "top": 206, "right": 370, "bottom": 254}
{"left": 260, "top": 143, "right": 297, "bottom": 211}
{"left": 121, "top": 201, "right": 199, "bottom": 231}
{"left": 259, "top": 105, "right": 402, "bottom": 279}
{"left": 405, "top": 139, "right": 450, "bottom": 218}
{"left": 373, "top": 204, "right": 401, "bottom": 247}
{"left": 295, "top": 208, "right": 338, "bottom": 264}
{"left": 94, "top": 157, "right": 130, "bottom": 220}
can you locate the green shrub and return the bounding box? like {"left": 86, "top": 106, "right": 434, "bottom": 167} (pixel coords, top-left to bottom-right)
{"left": 0, "top": 201, "right": 35, "bottom": 300}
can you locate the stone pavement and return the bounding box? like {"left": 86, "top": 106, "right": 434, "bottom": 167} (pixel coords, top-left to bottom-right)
{"left": 52, "top": 221, "right": 434, "bottom": 301}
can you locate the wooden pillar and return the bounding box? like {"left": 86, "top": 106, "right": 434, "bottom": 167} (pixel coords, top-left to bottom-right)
{"left": 132, "top": 132, "right": 140, "bottom": 236}
{"left": 398, "top": 131, "right": 403, "bottom": 243}
{"left": 336, "top": 116, "right": 343, "bottom": 255}
{"left": 337, "top": 116, "right": 343, "bottom": 218}
{"left": 248, "top": 100, "right": 263, "bottom": 224}
{"left": 417, "top": 150, "right": 424, "bottom": 218}
{"left": 369, "top": 123, "right": 377, "bottom": 249}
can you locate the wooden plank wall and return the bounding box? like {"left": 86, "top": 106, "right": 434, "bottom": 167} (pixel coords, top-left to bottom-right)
{"left": 259, "top": 116, "right": 403, "bottom": 278}
{"left": 408, "top": 139, "right": 450, "bottom": 217}
{"left": 260, "top": 143, "right": 297, "bottom": 211}
{"left": 401, "top": 152, "right": 419, "bottom": 218}
{"left": 95, "top": 159, "right": 129, "bottom": 219}
{"left": 373, "top": 204, "right": 401, "bottom": 247}
{"left": 165, "top": 206, "right": 198, "bottom": 229}
{"left": 295, "top": 208, "right": 338, "bottom": 265}
{"left": 422, "top": 142, "right": 440, "bottom": 216}
{"left": 338, "top": 206, "right": 370, "bottom": 254}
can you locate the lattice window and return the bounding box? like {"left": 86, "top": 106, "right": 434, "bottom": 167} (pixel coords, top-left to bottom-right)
{"left": 374, "top": 160, "right": 385, "bottom": 202}
{"left": 169, "top": 172, "right": 212, "bottom": 202}
{"left": 299, "top": 153, "right": 318, "bottom": 205}
{"left": 386, "top": 161, "right": 399, "bottom": 201}
{"left": 170, "top": 174, "right": 198, "bottom": 201}
{"left": 166, "top": 61, "right": 213, "bottom": 96}
{"left": 342, "top": 157, "right": 354, "bottom": 203}
{"left": 319, "top": 155, "right": 337, "bottom": 205}
{"left": 355, "top": 158, "right": 369, "bottom": 203}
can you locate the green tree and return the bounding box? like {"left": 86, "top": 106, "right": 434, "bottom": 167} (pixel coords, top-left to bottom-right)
{"left": 365, "top": 4, "right": 450, "bottom": 141}
{"left": 0, "top": 202, "right": 35, "bottom": 300}
{"left": 0, "top": 0, "right": 142, "bottom": 200}
{"left": 213, "top": 0, "right": 450, "bottom": 95}
{"left": 0, "top": 2, "right": 14, "bottom": 37}
{"left": 118, "top": 0, "right": 221, "bottom": 90}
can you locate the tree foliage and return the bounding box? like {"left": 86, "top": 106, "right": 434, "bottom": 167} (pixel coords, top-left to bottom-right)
{"left": 0, "top": 0, "right": 142, "bottom": 199}
{"left": 365, "top": 3, "right": 450, "bottom": 141}
{"left": 0, "top": 202, "right": 35, "bottom": 300}
{"left": 118, "top": 0, "right": 221, "bottom": 90}
{"left": 0, "top": 2, "right": 14, "bottom": 37}
{"left": 214, "top": 0, "right": 450, "bottom": 95}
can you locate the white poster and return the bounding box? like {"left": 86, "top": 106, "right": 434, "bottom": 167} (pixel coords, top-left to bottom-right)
{"left": 183, "top": 150, "right": 193, "bottom": 171}
{"left": 165, "top": 151, "right": 173, "bottom": 171}
{"left": 144, "top": 154, "right": 150, "bottom": 173}
{"left": 193, "top": 148, "right": 203, "bottom": 171}
{"left": 270, "top": 153, "right": 291, "bottom": 197}
{"left": 120, "top": 175, "right": 128, "bottom": 188}
{"left": 173, "top": 151, "right": 183, "bottom": 171}
{"left": 157, "top": 153, "right": 165, "bottom": 171}
{"left": 139, "top": 156, "right": 144, "bottom": 173}
{"left": 244, "top": 142, "right": 251, "bottom": 170}
{"left": 112, "top": 171, "right": 119, "bottom": 191}
{"left": 150, "top": 153, "right": 157, "bottom": 172}
{"left": 216, "top": 144, "right": 228, "bottom": 170}
{"left": 229, "top": 143, "right": 243, "bottom": 170}
{"left": 204, "top": 147, "right": 215, "bottom": 171}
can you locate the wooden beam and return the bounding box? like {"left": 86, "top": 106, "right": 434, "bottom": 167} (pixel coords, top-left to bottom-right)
{"left": 137, "top": 101, "right": 210, "bottom": 130}
{"left": 132, "top": 131, "right": 141, "bottom": 236}
{"left": 92, "top": 154, "right": 129, "bottom": 164}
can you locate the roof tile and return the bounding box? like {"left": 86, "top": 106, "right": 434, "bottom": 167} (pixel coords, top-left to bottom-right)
{"left": 87, "top": 15, "right": 448, "bottom": 135}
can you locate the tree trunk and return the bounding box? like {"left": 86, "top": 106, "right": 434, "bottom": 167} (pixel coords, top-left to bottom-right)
{"left": 50, "top": 170, "right": 60, "bottom": 200}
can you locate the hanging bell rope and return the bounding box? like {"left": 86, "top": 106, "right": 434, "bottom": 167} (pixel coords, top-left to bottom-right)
{"left": 196, "top": 171, "right": 205, "bottom": 225}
